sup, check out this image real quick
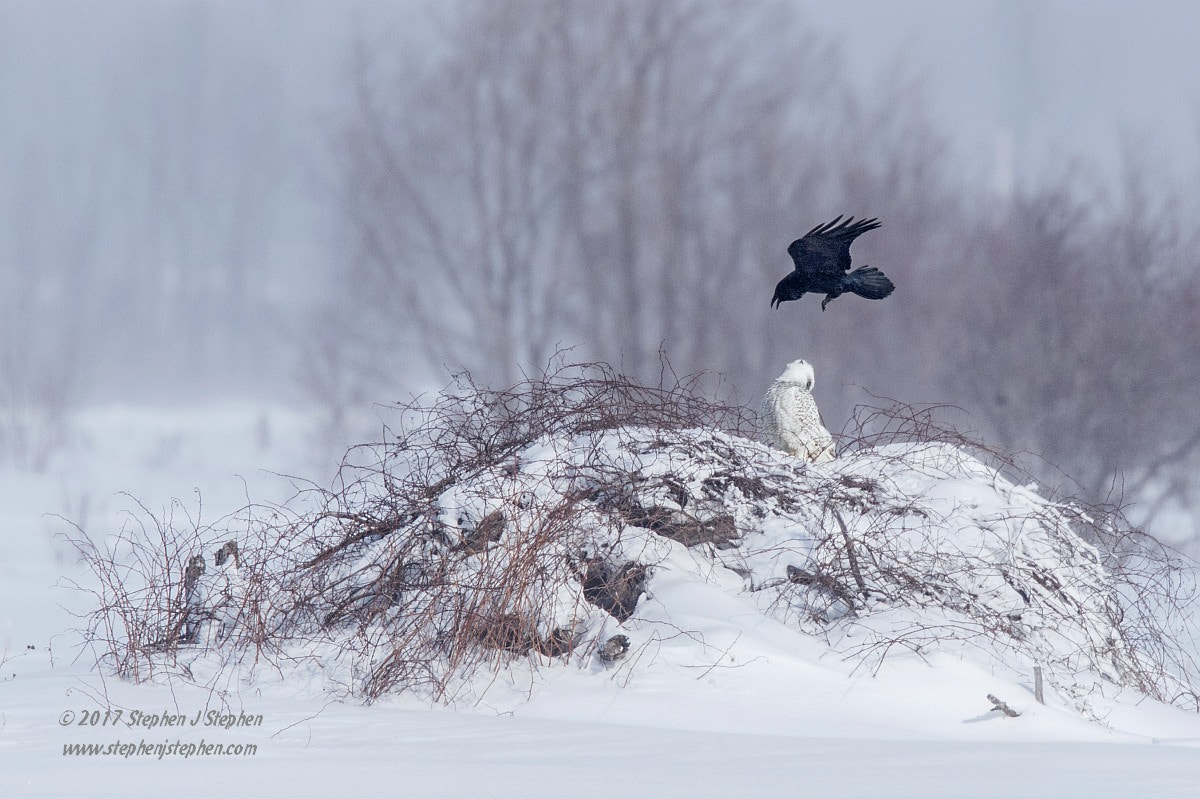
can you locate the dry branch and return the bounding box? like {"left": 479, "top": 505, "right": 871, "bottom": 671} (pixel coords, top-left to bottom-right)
{"left": 67, "top": 361, "right": 1200, "bottom": 714}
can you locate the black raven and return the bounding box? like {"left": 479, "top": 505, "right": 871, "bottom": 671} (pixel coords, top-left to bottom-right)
{"left": 771, "top": 216, "right": 894, "bottom": 311}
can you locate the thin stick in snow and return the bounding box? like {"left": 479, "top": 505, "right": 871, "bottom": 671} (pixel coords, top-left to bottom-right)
{"left": 987, "top": 694, "right": 1021, "bottom": 717}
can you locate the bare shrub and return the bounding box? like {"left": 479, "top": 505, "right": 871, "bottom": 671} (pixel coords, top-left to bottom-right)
{"left": 828, "top": 397, "right": 1200, "bottom": 710}
{"left": 63, "top": 494, "right": 277, "bottom": 685}
{"left": 71, "top": 361, "right": 1199, "bottom": 713}
{"left": 276, "top": 358, "right": 751, "bottom": 700}
{"left": 64, "top": 495, "right": 217, "bottom": 681}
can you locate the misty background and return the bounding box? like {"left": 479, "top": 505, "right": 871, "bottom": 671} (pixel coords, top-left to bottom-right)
{"left": 3, "top": 0, "right": 1200, "bottom": 551}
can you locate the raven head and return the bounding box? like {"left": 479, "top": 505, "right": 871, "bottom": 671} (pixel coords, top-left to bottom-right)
{"left": 770, "top": 280, "right": 800, "bottom": 309}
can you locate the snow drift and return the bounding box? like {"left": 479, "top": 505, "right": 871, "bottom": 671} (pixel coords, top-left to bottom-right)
{"left": 73, "top": 363, "right": 1199, "bottom": 719}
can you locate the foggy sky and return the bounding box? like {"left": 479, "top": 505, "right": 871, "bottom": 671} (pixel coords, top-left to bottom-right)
{"left": 1, "top": 0, "right": 1199, "bottom": 402}
{"left": 814, "top": 0, "right": 1200, "bottom": 194}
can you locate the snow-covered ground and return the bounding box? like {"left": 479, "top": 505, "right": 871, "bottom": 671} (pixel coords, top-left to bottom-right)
{"left": 2, "top": 405, "right": 1199, "bottom": 798}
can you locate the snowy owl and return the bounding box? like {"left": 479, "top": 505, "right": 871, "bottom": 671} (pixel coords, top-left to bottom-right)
{"left": 759, "top": 359, "right": 836, "bottom": 463}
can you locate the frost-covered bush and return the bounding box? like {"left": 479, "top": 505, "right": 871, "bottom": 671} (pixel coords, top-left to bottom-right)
{"left": 72, "top": 362, "right": 1199, "bottom": 713}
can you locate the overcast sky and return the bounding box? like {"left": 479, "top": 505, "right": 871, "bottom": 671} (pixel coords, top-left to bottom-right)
{"left": 2, "top": 0, "right": 1198, "bottom": 400}
{"left": 5, "top": 0, "right": 1198, "bottom": 198}
{"left": 813, "top": 0, "right": 1200, "bottom": 195}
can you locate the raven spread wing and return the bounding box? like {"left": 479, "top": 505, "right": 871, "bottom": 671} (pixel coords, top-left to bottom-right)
{"left": 785, "top": 215, "right": 881, "bottom": 279}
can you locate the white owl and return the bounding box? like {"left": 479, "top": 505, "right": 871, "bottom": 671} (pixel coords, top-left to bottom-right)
{"left": 759, "top": 359, "right": 836, "bottom": 463}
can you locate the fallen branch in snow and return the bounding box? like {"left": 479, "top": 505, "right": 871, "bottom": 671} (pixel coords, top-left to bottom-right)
{"left": 987, "top": 693, "right": 1020, "bottom": 717}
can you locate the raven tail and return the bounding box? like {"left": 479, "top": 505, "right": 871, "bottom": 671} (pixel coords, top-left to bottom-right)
{"left": 844, "top": 266, "right": 894, "bottom": 300}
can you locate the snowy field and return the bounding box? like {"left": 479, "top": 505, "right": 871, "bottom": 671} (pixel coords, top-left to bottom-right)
{"left": 2, "top": 404, "right": 1200, "bottom": 798}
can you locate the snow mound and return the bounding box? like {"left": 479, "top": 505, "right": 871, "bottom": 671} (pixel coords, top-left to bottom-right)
{"left": 76, "top": 369, "right": 1197, "bottom": 719}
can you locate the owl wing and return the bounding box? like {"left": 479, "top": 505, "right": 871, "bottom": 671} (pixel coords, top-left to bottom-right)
{"left": 785, "top": 383, "right": 835, "bottom": 461}
{"left": 790, "top": 389, "right": 835, "bottom": 462}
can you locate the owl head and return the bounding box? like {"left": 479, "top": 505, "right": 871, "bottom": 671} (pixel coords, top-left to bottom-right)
{"left": 779, "top": 358, "right": 815, "bottom": 390}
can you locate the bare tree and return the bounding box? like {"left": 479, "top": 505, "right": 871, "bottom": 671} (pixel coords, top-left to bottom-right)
{"left": 328, "top": 0, "right": 946, "bottom": 393}
{"left": 335, "top": 0, "right": 578, "bottom": 387}
{"left": 939, "top": 167, "right": 1200, "bottom": 522}
{"left": 325, "top": 0, "right": 1200, "bottom": 546}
